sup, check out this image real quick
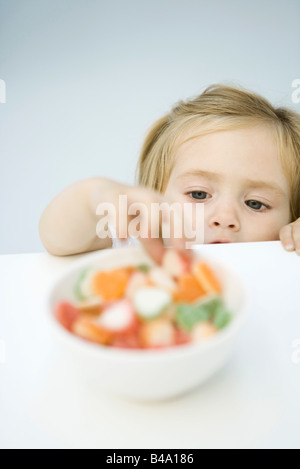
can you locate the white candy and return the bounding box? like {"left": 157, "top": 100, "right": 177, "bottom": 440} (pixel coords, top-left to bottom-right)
{"left": 77, "top": 269, "right": 102, "bottom": 301}
{"left": 149, "top": 267, "right": 177, "bottom": 293}
{"left": 133, "top": 287, "right": 172, "bottom": 319}
{"left": 125, "top": 271, "right": 149, "bottom": 299}
{"left": 162, "top": 249, "right": 190, "bottom": 278}
{"left": 95, "top": 300, "right": 133, "bottom": 331}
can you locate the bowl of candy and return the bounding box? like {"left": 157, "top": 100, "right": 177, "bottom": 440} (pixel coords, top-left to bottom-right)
{"left": 47, "top": 245, "right": 246, "bottom": 401}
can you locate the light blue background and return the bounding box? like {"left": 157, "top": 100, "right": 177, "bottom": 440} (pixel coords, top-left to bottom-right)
{"left": 0, "top": 0, "right": 299, "bottom": 254}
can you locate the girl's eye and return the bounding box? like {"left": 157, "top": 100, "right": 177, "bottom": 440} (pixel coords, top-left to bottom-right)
{"left": 246, "top": 200, "right": 269, "bottom": 211}
{"left": 188, "top": 191, "right": 209, "bottom": 201}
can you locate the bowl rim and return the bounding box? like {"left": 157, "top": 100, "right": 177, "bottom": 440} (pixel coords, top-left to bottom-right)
{"left": 46, "top": 245, "right": 247, "bottom": 362}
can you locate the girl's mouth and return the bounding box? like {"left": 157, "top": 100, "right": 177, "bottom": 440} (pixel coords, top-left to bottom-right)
{"left": 210, "top": 239, "right": 232, "bottom": 244}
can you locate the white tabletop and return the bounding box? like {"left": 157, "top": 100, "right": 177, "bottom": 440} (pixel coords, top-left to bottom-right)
{"left": 0, "top": 241, "right": 300, "bottom": 449}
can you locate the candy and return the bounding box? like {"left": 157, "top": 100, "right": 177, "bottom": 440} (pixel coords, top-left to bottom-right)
{"left": 92, "top": 268, "right": 132, "bottom": 301}
{"left": 55, "top": 301, "right": 81, "bottom": 332}
{"left": 55, "top": 251, "right": 232, "bottom": 350}
{"left": 137, "top": 264, "right": 151, "bottom": 273}
{"left": 176, "top": 302, "right": 211, "bottom": 332}
{"left": 125, "top": 271, "right": 151, "bottom": 299}
{"left": 192, "top": 322, "right": 218, "bottom": 341}
{"left": 149, "top": 267, "right": 177, "bottom": 294}
{"left": 162, "top": 249, "right": 192, "bottom": 279}
{"left": 213, "top": 306, "right": 232, "bottom": 329}
{"left": 95, "top": 299, "right": 138, "bottom": 335}
{"left": 174, "top": 328, "right": 192, "bottom": 346}
{"left": 111, "top": 331, "right": 141, "bottom": 349}
{"left": 75, "top": 297, "right": 103, "bottom": 315}
{"left": 133, "top": 287, "right": 172, "bottom": 320}
{"left": 74, "top": 268, "right": 99, "bottom": 301}
{"left": 72, "top": 317, "right": 112, "bottom": 344}
{"left": 140, "top": 318, "right": 176, "bottom": 348}
{"left": 193, "top": 262, "right": 222, "bottom": 294}
{"left": 174, "top": 273, "right": 206, "bottom": 302}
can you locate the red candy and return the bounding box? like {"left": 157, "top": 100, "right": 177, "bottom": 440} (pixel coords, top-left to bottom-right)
{"left": 55, "top": 302, "right": 81, "bottom": 332}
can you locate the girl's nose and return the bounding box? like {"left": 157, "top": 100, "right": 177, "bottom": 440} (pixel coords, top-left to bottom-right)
{"left": 208, "top": 204, "right": 241, "bottom": 231}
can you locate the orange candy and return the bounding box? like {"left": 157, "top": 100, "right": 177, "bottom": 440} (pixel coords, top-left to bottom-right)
{"left": 72, "top": 317, "right": 112, "bottom": 345}
{"left": 174, "top": 274, "right": 206, "bottom": 302}
{"left": 193, "top": 262, "right": 222, "bottom": 294}
{"left": 92, "top": 268, "right": 132, "bottom": 301}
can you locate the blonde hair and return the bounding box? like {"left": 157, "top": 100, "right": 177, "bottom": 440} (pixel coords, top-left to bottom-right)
{"left": 135, "top": 84, "right": 300, "bottom": 222}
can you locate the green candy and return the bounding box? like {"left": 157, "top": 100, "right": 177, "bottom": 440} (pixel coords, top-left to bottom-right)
{"left": 176, "top": 303, "right": 212, "bottom": 332}
{"left": 201, "top": 296, "right": 232, "bottom": 329}
{"left": 74, "top": 268, "right": 91, "bottom": 301}
{"left": 137, "top": 264, "right": 151, "bottom": 273}
{"left": 176, "top": 296, "right": 231, "bottom": 332}
{"left": 213, "top": 307, "right": 232, "bottom": 329}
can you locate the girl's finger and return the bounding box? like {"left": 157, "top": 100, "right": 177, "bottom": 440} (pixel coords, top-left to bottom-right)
{"left": 158, "top": 201, "right": 195, "bottom": 259}
{"left": 291, "top": 221, "right": 300, "bottom": 255}
{"left": 139, "top": 237, "right": 166, "bottom": 265}
{"left": 279, "top": 223, "right": 295, "bottom": 251}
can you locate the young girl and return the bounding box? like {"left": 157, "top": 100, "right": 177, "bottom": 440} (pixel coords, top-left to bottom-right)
{"left": 39, "top": 84, "right": 300, "bottom": 263}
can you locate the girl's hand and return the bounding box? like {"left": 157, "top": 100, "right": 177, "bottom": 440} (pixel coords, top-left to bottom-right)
{"left": 92, "top": 181, "right": 194, "bottom": 265}
{"left": 279, "top": 218, "right": 300, "bottom": 255}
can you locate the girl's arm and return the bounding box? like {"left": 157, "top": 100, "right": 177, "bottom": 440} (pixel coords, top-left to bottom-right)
{"left": 39, "top": 177, "right": 192, "bottom": 262}
{"left": 39, "top": 177, "right": 118, "bottom": 256}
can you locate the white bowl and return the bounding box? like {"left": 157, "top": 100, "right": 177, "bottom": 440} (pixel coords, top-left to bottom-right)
{"left": 46, "top": 245, "right": 246, "bottom": 401}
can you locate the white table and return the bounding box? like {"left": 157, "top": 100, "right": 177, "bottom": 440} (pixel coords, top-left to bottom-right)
{"left": 0, "top": 241, "right": 300, "bottom": 449}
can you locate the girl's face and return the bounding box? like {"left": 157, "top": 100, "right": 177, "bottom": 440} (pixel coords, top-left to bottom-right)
{"left": 164, "top": 125, "right": 291, "bottom": 244}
